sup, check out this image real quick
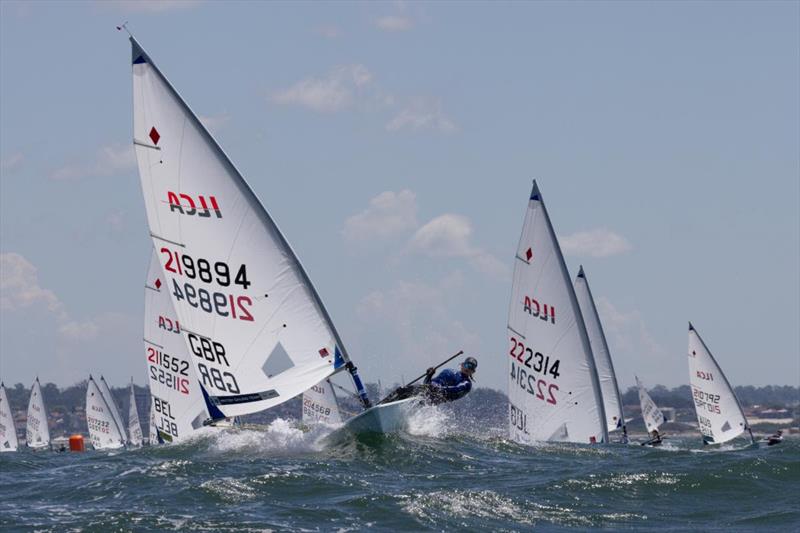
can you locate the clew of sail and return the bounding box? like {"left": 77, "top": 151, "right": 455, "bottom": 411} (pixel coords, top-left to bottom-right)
{"left": 86, "top": 376, "right": 126, "bottom": 450}
{"left": 507, "top": 181, "right": 608, "bottom": 444}
{"left": 635, "top": 376, "right": 666, "bottom": 434}
{"left": 130, "top": 37, "right": 357, "bottom": 418}
{"left": 303, "top": 380, "right": 343, "bottom": 425}
{"left": 688, "top": 323, "right": 751, "bottom": 445}
{"left": 98, "top": 376, "right": 128, "bottom": 443}
{"left": 144, "top": 249, "right": 209, "bottom": 442}
{"left": 574, "top": 267, "right": 626, "bottom": 435}
{"left": 0, "top": 383, "right": 19, "bottom": 452}
{"left": 26, "top": 378, "right": 50, "bottom": 449}
{"left": 127, "top": 380, "right": 144, "bottom": 446}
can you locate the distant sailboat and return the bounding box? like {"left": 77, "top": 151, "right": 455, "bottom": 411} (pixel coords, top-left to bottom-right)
{"left": 688, "top": 323, "right": 754, "bottom": 445}
{"left": 507, "top": 182, "right": 608, "bottom": 444}
{"left": 86, "top": 376, "right": 126, "bottom": 450}
{"left": 0, "top": 383, "right": 19, "bottom": 452}
{"left": 129, "top": 35, "right": 372, "bottom": 424}
{"left": 127, "top": 380, "right": 144, "bottom": 447}
{"left": 303, "top": 380, "right": 343, "bottom": 425}
{"left": 25, "top": 378, "right": 50, "bottom": 450}
{"left": 98, "top": 376, "right": 128, "bottom": 444}
{"left": 636, "top": 376, "right": 666, "bottom": 446}
{"left": 148, "top": 402, "right": 161, "bottom": 446}
{"left": 574, "top": 266, "right": 627, "bottom": 442}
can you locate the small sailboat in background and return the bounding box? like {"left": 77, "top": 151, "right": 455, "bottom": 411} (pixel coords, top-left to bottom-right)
{"left": 127, "top": 380, "right": 144, "bottom": 447}
{"left": 636, "top": 376, "right": 666, "bottom": 446}
{"left": 574, "top": 266, "right": 628, "bottom": 443}
{"left": 506, "top": 181, "right": 608, "bottom": 444}
{"left": 688, "top": 323, "right": 754, "bottom": 446}
{"left": 148, "top": 402, "right": 161, "bottom": 446}
{"left": 26, "top": 378, "right": 50, "bottom": 450}
{"left": 98, "top": 376, "right": 128, "bottom": 444}
{"left": 303, "top": 380, "right": 343, "bottom": 426}
{"left": 0, "top": 382, "right": 19, "bottom": 452}
{"left": 86, "top": 375, "right": 126, "bottom": 450}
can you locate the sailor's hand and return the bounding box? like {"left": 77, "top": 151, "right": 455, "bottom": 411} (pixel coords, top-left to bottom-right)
{"left": 425, "top": 367, "right": 435, "bottom": 377}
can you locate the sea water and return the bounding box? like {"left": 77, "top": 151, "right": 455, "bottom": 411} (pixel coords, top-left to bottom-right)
{"left": 1, "top": 407, "right": 797, "bottom": 531}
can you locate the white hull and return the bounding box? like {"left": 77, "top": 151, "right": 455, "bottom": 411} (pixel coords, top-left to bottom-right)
{"left": 339, "top": 398, "right": 416, "bottom": 434}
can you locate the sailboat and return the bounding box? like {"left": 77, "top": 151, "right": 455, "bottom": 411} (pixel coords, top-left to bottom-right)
{"left": 144, "top": 249, "right": 210, "bottom": 443}
{"left": 127, "top": 380, "right": 144, "bottom": 447}
{"left": 148, "top": 402, "right": 161, "bottom": 445}
{"left": 688, "top": 323, "right": 754, "bottom": 445}
{"left": 98, "top": 376, "right": 128, "bottom": 444}
{"left": 303, "top": 380, "right": 343, "bottom": 425}
{"left": 129, "top": 34, "right": 396, "bottom": 431}
{"left": 86, "top": 376, "right": 126, "bottom": 450}
{"left": 25, "top": 378, "right": 50, "bottom": 450}
{"left": 574, "top": 266, "right": 628, "bottom": 442}
{"left": 507, "top": 182, "right": 608, "bottom": 444}
{"left": 635, "top": 376, "right": 666, "bottom": 446}
{"left": 0, "top": 382, "right": 19, "bottom": 452}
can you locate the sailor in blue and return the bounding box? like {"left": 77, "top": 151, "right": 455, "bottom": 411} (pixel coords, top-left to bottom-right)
{"left": 422, "top": 357, "right": 477, "bottom": 404}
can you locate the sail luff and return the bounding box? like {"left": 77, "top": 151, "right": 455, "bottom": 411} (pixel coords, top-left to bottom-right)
{"left": 129, "top": 37, "right": 353, "bottom": 365}
{"left": 535, "top": 184, "right": 609, "bottom": 443}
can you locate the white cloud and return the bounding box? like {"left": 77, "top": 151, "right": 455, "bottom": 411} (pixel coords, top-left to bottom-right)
{"left": 58, "top": 320, "right": 100, "bottom": 342}
{"left": 595, "top": 296, "right": 668, "bottom": 366}
{"left": 0, "top": 253, "right": 64, "bottom": 317}
{"left": 271, "top": 65, "right": 373, "bottom": 113}
{"left": 410, "top": 214, "right": 508, "bottom": 279}
{"left": 51, "top": 143, "right": 136, "bottom": 181}
{"left": 102, "top": 0, "right": 202, "bottom": 13}
{"left": 375, "top": 15, "right": 413, "bottom": 32}
{"left": 343, "top": 190, "right": 418, "bottom": 242}
{"left": 386, "top": 98, "right": 457, "bottom": 133}
{"left": 198, "top": 113, "right": 230, "bottom": 134}
{"left": 1, "top": 152, "right": 24, "bottom": 174}
{"left": 560, "top": 228, "right": 632, "bottom": 258}
{"left": 316, "top": 25, "right": 342, "bottom": 39}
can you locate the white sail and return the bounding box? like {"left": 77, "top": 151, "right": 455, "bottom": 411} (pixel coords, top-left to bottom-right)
{"left": 148, "top": 402, "right": 160, "bottom": 445}
{"left": 98, "top": 376, "right": 128, "bottom": 443}
{"left": 574, "top": 267, "right": 626, "bottom": 434}
{"left": 507, "top": 182, "right": 607, "bottom": 444}
{"left": 688, "top": 323, "right": 751, "bottom": 445}
{"left": 86, "top": 376, "right": 125, "bottom": 450}
{"left": 303, "top": 380, "right": 343, "bottom": 425}
{"left": 25, "top": 378, "right": 50, "bottom": 449}
{"left": 635, "top": 376, "right": 665, "bottom": 434}
{"left": 144, "top": 249, "right": 210, "bottom": 442}
{"left": 127, "top": 381, "right": 144, "bottom": 446}
{"left": 131, "top": 37, "right": 357, "bottom": 419}
{"left": 0, "top": 383, "right": 18, "bottom": 452}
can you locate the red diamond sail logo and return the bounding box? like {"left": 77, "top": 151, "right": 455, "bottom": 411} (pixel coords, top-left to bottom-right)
{"left": 154, "top": 278, "right": 162, "bottom": 289}
{"left": 318, "top": 347, "right": 329, "bottom": 358}
{"left": 525, "top": 247, "right": 533, "bottom": 261}
{"left": 149, "top": 127, "right": 161, "bottom": 145}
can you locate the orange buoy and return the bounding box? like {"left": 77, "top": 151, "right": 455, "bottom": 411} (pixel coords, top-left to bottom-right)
{"left": 69, "top": 434, "right": 85, "bottom": 452}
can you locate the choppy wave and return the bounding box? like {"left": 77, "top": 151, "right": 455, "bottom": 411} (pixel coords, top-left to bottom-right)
{"left": 0, "top": 416, "right": 797, "bottom": 531}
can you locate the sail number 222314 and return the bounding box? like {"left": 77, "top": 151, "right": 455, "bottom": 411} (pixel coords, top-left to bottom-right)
{"left": 509, "top": 336, "right": 560, "bottom": 405}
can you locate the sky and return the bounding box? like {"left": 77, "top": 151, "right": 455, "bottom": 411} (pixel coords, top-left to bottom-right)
{"left": 0, "top": 1, "right": 798, "bottom": 394}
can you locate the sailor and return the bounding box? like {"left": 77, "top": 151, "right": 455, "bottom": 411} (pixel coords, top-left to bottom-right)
{"left": 642, "top": 429, "right": 663, "bottom": 446}
{"left": 421, "top": 356, "right": 478, "bottom": 404}
{"left": 766, "top": 430, "right": 783, "bottom": 446}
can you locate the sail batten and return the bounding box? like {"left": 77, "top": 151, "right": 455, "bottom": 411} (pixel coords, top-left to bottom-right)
{"left": 507, "top": 182, "right": 608, "bottom": 444}
{"left": 131, "top": 37, "right": 353, "bottom": 417}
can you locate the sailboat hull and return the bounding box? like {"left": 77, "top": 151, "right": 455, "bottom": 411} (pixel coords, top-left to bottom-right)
{"left": 338, "top": 398, "right": 416, "bottom": 434}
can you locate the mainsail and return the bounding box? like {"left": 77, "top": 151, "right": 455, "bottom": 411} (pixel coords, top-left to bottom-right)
{"left": 25, "top": 378, "right": 50, "bottom": 449}
{"left": 127, "top": 380, "right": 144, "bottom": 446}
{"left": 303, "top": 380, "right": 343, "bottom": 425}
{"left": 144, "top": 249, "right": 209, "bottom": 442}
{"left": 574, "top": 267, "right": 626, "bottom": 435}
{"left": 507, "top": 182, "right": 608, "bottom": 444}
{"left": 86, "top": 376, "right": 126, "bottom": 450}
{"left": 688, "top": 323, "right": 752, "bottom": 445}
{"left": 99, "top": 376, "right": 128, "bottom": 443}
{"left": 0, "top": 383, "right": 19, "bottom": 452}
{"left": 635, "top": 376, "right": 665, "bottom": 434}
{"left": 130, "top": 36, "right": 368, "bottom": 419}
